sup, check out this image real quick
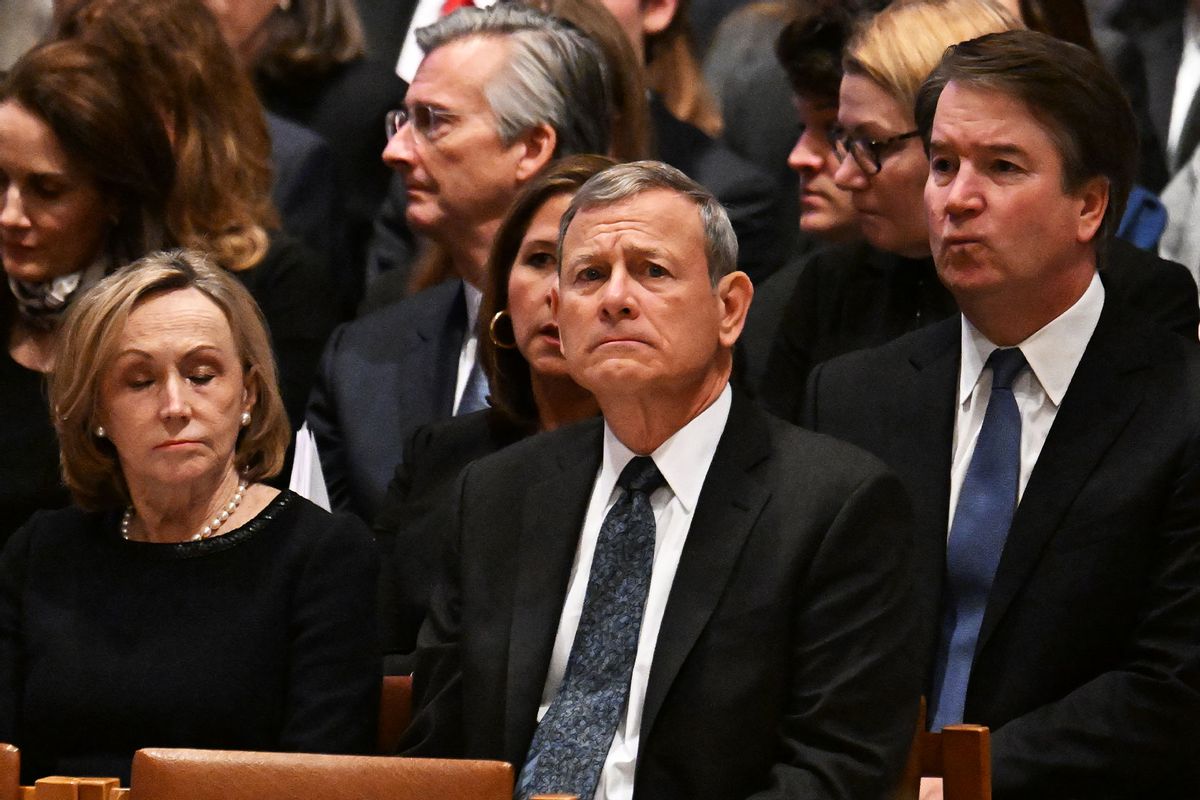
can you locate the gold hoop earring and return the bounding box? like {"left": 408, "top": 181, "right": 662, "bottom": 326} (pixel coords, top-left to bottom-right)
{"left": 489, "top": 310, "right": 518, "bottom": 350}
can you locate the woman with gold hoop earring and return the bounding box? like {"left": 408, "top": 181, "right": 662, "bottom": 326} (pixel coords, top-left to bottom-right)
{"left": 374, "top": 155, "right": 613, "bottom": 672}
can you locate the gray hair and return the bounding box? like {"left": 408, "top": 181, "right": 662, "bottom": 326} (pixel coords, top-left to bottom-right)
{"left": 557, "top": 160, "right": 739, "bottom": 284}
{"left": 416, "top": 5, "right": 611, "bottom": 157}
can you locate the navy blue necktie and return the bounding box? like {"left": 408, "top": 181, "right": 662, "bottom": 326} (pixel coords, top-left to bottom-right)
{"left": 456, "top": 361, "right": 489, "bottom": 415}
{"left": 515, "top": 456, "right": 666, "bottom": 800}
{"left": 930, "top": 347, "right": 1027, "bottom": 731}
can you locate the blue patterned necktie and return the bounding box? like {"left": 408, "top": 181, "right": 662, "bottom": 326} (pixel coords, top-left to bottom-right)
{"left": 930, "top": 347, "right": 1027, "bottom": 731}
{"left": 456, "top": 361, "right": 489, "bottom": 415}
{"left": 515, "top": 456, "right": 666, "bottom": 800}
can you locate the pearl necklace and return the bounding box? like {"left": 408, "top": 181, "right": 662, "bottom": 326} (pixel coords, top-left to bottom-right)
{"left": 121, "top": 478, "right": 249, "bottom": 542}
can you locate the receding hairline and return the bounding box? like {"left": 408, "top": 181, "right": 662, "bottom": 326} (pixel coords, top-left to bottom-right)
{"left": 559, "top": 188, "right": 713, "bottom": 271}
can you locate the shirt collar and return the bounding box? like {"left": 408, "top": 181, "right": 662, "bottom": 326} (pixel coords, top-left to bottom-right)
{"left": 958, "top": 270, "right": 1105, "bottom": 408}
{"left": 598, "top": 383, "right": 733, "bottom": 514}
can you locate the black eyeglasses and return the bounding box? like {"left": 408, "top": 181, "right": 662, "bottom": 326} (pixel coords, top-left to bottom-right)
{"left": 385, "top": 104, "right": 461, "bottom": 141}
{"left": 832, "top": 128, "right": 921, "bottom": 175}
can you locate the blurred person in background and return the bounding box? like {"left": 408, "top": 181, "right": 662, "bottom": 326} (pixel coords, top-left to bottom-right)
{"left": 740, "top": 0, "right": 872, "bottom": 394}
{"left": 59, "top": 0, "right": 340, "bottom": 431}
{"left": 0, "top": 39, "right": 173, "bottom": 541}
{"left": 205, "top": 0, "right": 406, "bottom": 310}
{"left": 58, "top": 0, "right": 347, "bottom": 311}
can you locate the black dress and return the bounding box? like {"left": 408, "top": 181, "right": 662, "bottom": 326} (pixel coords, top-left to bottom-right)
{"left": 761, "top": 241, "right": 957, "bottom": 422}
{"left": 373, "top": 409, "right": 529, "bottom": 674}
{"left": 0, "top": 490, "right": 381, "bottom": 783}
{"left": 0, "top": 351, "right": 69, "bottom": 543}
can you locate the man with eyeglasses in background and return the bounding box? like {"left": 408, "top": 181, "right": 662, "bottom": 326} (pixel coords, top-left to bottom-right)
{"left": 305, "top": 4, "right": 612, "bottom": 521}
{"left": 761, "top": 0, "right": 1197, "bottom": 425}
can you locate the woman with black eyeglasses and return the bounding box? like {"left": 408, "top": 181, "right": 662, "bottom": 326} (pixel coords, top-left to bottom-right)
{"left": 760, "top": 0, "right": 1021, "bottom": 423}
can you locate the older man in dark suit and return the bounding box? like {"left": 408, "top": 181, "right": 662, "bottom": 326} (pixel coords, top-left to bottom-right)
{"left": 403, "top": 161, "right": 925, "bottom": 800}
{"left": 305, "top": 5, "right": 612, "bottom": 519}
{"left": 806, "top": 31, "right": 1200, "bottom": 799}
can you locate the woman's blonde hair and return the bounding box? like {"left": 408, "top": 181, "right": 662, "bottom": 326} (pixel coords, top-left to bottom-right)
{"left": 844, "top": 0, "right": 1021, "bottom": 118}
{"left": 51, "top": 250, "right": 290, "bottom": 510}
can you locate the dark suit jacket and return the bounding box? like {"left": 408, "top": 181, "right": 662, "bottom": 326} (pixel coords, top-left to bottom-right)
{"left": 261, "top": 58, "right": 408, "bottom": 304}
{"left": 760, "top": 238, "right": 1198, "bottom": 425}
{"left": 804, "top": 305, "right": 1200, "bottom": 799}
{"left": 1108, "top": 0, "right": 1191, "bottom": 187}
{"left": 650, "top": 96, "right": 785, "bottom": 285}
{"left": 266, "top": 112, "right": 349, "bottom": 312}
{"left": 404, "top": 393, "right": 928, "bottom": 800}
{"left": 305, "top": 279, "right": 466, "bottom": 520}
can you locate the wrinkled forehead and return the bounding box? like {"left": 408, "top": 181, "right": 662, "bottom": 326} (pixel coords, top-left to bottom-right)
{"left": 412, "top": 35, "right": 511, "bottom": 110}
{"left": 561, "top": 190, "right": 703, "bottom": 255}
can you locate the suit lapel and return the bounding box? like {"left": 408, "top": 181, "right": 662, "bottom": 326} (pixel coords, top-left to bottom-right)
{"left": 640, "top": 395, "right": 771, "bottom": 740}
{"left": 1133, "top": 15, "right": 1184, "bottom": 163}
{"left": 503, "top": 423, "right": 602, "bottom": 759}
{"left": 976, "top": 307, "right": 1152, "bottom": 653}
{"left": 419, "top": 281, "right": 468, "bottom": 419}
{"left": 902, "top": 323, "right": 961, "bottom": 548}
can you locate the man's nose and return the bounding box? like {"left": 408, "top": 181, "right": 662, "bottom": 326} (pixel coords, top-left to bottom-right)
{"left": 599, "top": 267, "right": 637, "bottom": 319}
{"left": 382, "top": 121, "right": 417, "bottom": 171}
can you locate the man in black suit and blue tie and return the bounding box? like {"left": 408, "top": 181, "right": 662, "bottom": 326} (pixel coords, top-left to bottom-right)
{"left": 403, "top": 161, "right": 927, "bottom": 799}
{"left": 806, "top": 31, "right": 1200, "bottom": 799}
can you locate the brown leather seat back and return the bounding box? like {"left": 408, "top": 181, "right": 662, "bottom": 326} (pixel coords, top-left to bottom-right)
{"left": 129, "top": 749, "right": 513, "bottom": 800}
{"left": 378, "top": 674, "right": 414, "bottom": 753}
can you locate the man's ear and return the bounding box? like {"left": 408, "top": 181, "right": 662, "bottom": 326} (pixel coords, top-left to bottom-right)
{"left": 716, "top": 270, "right": 753, "bottom": 349}
{"left": 1074, "top": 175, "right": 1109, "bottom": 245}
{"left": 514, "top": 123, "right": 558, "bottom": 183}
{"left": 641, "top": 0, "right": 678, "bottom": 37}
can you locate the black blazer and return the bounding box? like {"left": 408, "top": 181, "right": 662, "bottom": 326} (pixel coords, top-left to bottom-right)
{"left": 374, "top": 409, "right": 530, "bottom": 673}
{"left": 804, "top": 305, "right": 1200, "bottom": 799}
{"left": 403, "top": 393, "right": 928, "bottom": 800}
{"left": 1109, "top": 0, "right": 1192, "bottom": 184}
{"left": 761, "top": 238, "right": 1198, "bottom": 425}
{"left": 305, "top": 279, "right": 467, "bottom": 520}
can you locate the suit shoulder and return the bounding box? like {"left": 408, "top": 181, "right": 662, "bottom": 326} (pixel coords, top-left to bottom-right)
{"left": 405, "top": 411, "right": 527, "bottom": 467}
{"left": 327, "top": 281, "right": 463, "bottom": 353}
{"left": 452, "top": 418, "right": 603, "bottom": 501}
{"left": 813, "top": 316, "right": 958, "bottom": 381}
{"left": 762, "top": 409, "right": 899, "bottom": 486}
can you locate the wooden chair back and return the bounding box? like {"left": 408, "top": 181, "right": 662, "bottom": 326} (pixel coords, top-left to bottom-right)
{"left": 896, "top": 700, "right": 991, "bottom": 800}
{"left": 0, "top": 744, "right": 17, "bottom": 800}
{"left": 378, "top": 674, "right": 414, "bottom": 753}
{"left": 129, "top": 749, "right": 514, "bottom": 800}
{"left": 19, "top": 777, "right": 125, "bottom": 800}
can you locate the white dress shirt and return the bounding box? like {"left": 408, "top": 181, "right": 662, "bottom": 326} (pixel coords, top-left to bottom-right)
{"left": 452, "top": 281, "right": 483, "bottom": 414}
{"left": 536, "top": 384, "right": 733, "bottom": 800}
{"left": 948, "top": 272, "right": 1105, "bottom": 529}
{"left": 1169, "top": 4, "right": 1200, "bottom": 168}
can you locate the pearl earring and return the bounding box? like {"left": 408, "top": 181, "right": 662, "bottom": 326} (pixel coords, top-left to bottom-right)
{"left": 240, "top": 411, "right": 252, "bottom": 427}
{"left": 95, "top": 426, "right": 106, "bottom": 438}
